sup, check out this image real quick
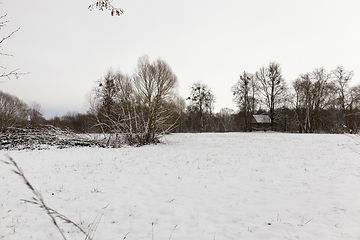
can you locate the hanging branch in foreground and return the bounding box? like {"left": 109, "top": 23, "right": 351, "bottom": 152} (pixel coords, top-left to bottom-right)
{"left": 1, "top": 155, "right": 107, "bottom": 240}
{"left": 88, "top": 0, "right": 124, "bottom": 16}
{"left": 0, "top": 14, "right": 28, "bottom": 80}
{"left": 0, "top": 67, "right": 28, "bottom": 80}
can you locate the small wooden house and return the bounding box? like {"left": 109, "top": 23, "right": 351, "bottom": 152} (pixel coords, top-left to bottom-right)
{"left": 251, "top": 115, "right": 271, "bottom": 131}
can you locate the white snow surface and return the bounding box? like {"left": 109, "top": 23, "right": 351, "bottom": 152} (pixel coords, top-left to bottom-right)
{"left": 1, "top": 132, "right": 360, "bottom": 240}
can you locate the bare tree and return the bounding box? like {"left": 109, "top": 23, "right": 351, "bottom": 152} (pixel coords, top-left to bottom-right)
{"left": 332, "top": 66, "right": 354, "bottom": 111}
{"left": 0, "top": 90, "right": 28, "bottom": 131}
{"left": 346, "top": 84, "right": 360, "bottom": 132}
{"left": 89, "top": 69, "right": 140, "bottom": 144}
{"left": 255, "top": 62, "right": 287, "bottom": 130}
{"left": 187, "top": 82, "right": 215, "bottom": 132}
{"left": 331, "top": 66, "right": 356, "bottom": 130}
{"left": 28, "top": 102, "right": 45, "bottom": 127}
{"left": 232, "top": 71, "right": 258, "bottom": 131}
{"left": 91, "top": 70, "right": 121, "bottom": 133}
{"left": 89, "top": 56, "right": 181, "bottom": 145}
{"left": 312, "top": 68, "right": 337, "bottom": 130}
{"left": 217, "top": 108, "right": 235, "bottom": 132}
{"left": 349, "top": 85, "right": 360, "bottom": 110}
{"left": 293, "top": 73, "right": 314, "bottom": 132}
{"left": 293, "top": 68, "right": 336, "bottom": 132}
{"left": 135, "top": 56, "right": 180, "bottom": 143}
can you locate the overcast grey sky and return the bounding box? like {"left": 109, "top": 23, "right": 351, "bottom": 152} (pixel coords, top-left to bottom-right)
{"left": 1, "top": 0, "right": 360, "bottom": 119}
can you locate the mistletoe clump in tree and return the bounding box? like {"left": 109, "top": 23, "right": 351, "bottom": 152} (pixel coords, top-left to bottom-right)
{"left": 187, "top": 82, "right": 215, "bottom": 132}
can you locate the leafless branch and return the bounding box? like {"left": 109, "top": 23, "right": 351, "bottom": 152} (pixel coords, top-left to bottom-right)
{"left": 0, "top": 13, "right": 28, "bottom": 80}
{"left": 88, "top": 0, "right": 124, "bottom": 16}
{"left": 0, "top": 27, "right": 19, "bottom": 45}
{"left": 0, "top": 68, "right": 28, "bottom": 80}
{"left": 0, "top": 14, "right": 9, "bottom": 29}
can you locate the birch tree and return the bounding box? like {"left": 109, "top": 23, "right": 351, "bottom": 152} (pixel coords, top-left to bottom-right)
{"left": 293, "top": 68, "right": 336, "bottom": 132}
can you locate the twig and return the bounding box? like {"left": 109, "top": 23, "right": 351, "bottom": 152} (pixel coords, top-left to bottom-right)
{"left": 0, "top": 27, "right": 20, "bottom": 44}
{"left": 305, "top": 218, "right": 313, "bottom": 224}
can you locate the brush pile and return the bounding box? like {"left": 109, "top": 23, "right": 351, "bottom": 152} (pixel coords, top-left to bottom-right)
{"left": 0, "top": 126, "right": 107, "bottom": 150}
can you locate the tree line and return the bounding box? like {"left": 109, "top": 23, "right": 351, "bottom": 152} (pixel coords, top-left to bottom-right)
{"left": 1, "top": 3, "right": 359, "bottom": 147}
{"left": 231, "top": 63, "right": 360, "bottom": 133}
{"left": 1, "top": 58, "right": 360, "bottom": 146}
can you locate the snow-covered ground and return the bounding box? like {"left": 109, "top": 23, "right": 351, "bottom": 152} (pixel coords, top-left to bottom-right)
{"left": 1, "top": 132, "right": 360, "bottom": 240}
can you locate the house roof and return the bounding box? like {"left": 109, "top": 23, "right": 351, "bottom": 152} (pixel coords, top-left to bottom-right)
{"left": 252, "top": 115, "right": 271, "bottom": 124}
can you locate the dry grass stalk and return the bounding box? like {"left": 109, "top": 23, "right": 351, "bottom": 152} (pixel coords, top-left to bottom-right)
{"left": 85, "top": 205, "right": 108, "bottom": 240}
{"left": 1, "top": 155, "right": 107, "bottom": 240}
{"left": 168, "top": 225, "right": 178, "bottom": 240}
{"left": 1, "top": 155, "right": 70, "bottom": 239}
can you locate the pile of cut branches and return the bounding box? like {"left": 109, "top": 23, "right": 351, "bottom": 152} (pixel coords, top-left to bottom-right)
{"left": 0, "top": 125, "right": 107, "bottom": 150}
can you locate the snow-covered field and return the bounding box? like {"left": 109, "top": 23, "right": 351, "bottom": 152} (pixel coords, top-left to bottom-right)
{"left": 1, "top": 132, "right": 360, "bottom": 240}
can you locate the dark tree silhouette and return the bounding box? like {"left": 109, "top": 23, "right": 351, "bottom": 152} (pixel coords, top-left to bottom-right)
{"left": 232, "top": 71, "right": 258, "bottom": 131}
{"left": 187, "top": 82, "right": 215, "bottom": 132}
